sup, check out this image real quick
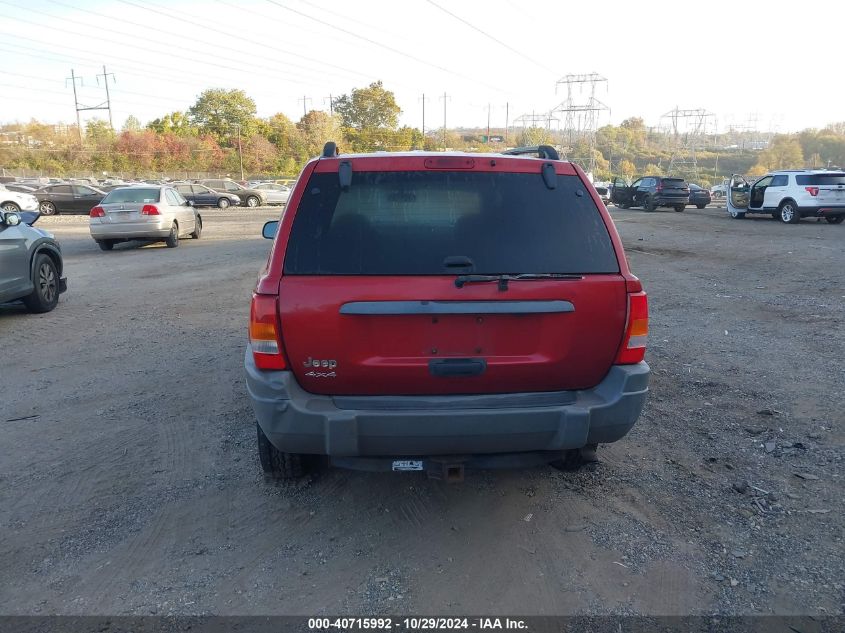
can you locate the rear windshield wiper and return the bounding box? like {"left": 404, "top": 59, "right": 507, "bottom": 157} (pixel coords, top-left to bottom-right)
{"left": 454, "top": 273, "right": 583, "bottom": 290}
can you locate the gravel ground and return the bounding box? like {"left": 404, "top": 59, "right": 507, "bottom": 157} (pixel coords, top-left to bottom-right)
{"left": 0, "top": 205, "right": 842, "bottom": 616}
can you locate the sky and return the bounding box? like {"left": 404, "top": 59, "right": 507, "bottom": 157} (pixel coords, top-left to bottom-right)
{"left": 1, "top": 0, "right": 843, "bottom": 135}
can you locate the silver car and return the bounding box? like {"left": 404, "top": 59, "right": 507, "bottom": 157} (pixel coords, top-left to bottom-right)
{"left": 252, "top": 182, "right": 291, "bottom": 205}
{"left": 89, "top": 186, "right": 202, "bottom": 251}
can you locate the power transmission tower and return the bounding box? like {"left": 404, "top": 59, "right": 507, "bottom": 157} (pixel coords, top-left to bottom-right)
{"left": 96, "top": 65, "right": 116, "bottom": 129}
{"left": 439, "top": 93, "right": 451, "bottom": 150}
{"left": 66, "top": 68, "right": 113, "bottom": 142}
{"left": 551, "top": 73, "right": 610, "bottom": 175}
{"left": 660, "top": 107, "right": 716, "bottom": 180}
{"left": 323, "top": 94, "right": 333, "bottom": 115}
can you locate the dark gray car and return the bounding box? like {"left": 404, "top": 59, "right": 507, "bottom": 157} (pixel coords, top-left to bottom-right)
{"left": 198, "top": 179, "right": 267, "bottom": 207}
{"left": 0, "top": 210, "right": 67, "bottom": 313}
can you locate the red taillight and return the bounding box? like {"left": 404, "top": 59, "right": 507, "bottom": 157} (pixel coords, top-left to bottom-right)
{"left": 249, "top": 294, "right": 287, "bottom": 370}
{"left": 615, "top": 291, "right": 648, "bottom": 364}
{"left": 805, "top": 186, "right": 819, "bottom": 197}
{"left": 89, "top": 206, "right": 105, "bottom": 218}
{"left": 141, "top": 204, "right": 160, "bottom": 215}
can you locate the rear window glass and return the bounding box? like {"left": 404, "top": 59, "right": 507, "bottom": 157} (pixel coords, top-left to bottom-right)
{"left": 663, "top": 178, "right": 687, "bottom": 186}
{"left": 284, "top": 171, "right": 619, "bottom": 275}
{"left": 795, "top": 173, "right": 845, "bottom": 185}
{"left": 102, "top": 188, "right": 161, "bottom": 204}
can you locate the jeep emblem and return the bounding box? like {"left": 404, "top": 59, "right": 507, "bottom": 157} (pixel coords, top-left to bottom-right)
{"left": 304, "top": 357, "right": 337, "bottom": 370}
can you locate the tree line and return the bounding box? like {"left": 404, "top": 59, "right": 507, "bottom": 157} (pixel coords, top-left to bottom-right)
{"left": 2, "top": 82, "right": 844, "bottom": 186}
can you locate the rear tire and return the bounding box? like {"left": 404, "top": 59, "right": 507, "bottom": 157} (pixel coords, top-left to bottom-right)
{"left": 826, "top": 215, "right": 844, "bottom": 224}
{"left": 257, "top": 422, "right": 306, "bottom": 480}
{"left": 217, "top": 198, "right": 230, "bottom": 209}
{"left": 97, "top": 240, "right": 114, "bottom": 251}
{"left": 674, "top": 204, "right": 685, "bottom": 212}
{"left": 165, "top": 222, "right": 179, "bottom": 248}
{"left": 190, "top": 215, "right": 202, "bottom": 239}
{"left": 779, "top": 200, "right": 800, "bottom": 224}
{"left": 644, "top": 195, "right": 656, "bottom": 212}
{"left": 246, "top": 196, "right": 260, "bottom": 208}
{"left": 22, "top": 254, "right": 60, "bottom": 313}
{"left": 696, "top": 203, "right": 707, "bottom": 209}
{"left": 550, "top": 444, "right": 599, "bottom": 472}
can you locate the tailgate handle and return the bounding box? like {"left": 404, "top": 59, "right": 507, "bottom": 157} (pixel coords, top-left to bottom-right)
{"left": 429, "top": 358, "right": 487, "bottom": 377}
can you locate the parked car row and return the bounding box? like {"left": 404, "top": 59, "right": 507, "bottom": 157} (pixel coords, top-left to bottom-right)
{"left": 0, "top": 176, "right": 290, "bottom": 215}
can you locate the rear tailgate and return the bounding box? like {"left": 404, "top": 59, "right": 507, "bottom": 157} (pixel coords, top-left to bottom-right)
{"left": 660, "top": 178, "right": 689, "bottom": 200}
{"left": 797, "top": 173, "right": 845, "bottom": 204}
{"left": 277, "top": 160, "right": 628, "bottom": 396}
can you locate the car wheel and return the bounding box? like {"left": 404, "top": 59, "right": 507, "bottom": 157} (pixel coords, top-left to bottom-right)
{"left": 246, "top": 196, "right": 260, "bottom": 208}
{"left": 674, "top": 204, "right": 685, "bottom": 212}
{"left": 190, "top": 215, "right": 202, "bottom": 239}
{"left": 696, "top": 204, "right": 707, "bottom": 209}
{"left": 550, "top": 444, "right": 599, "bottom": 472}
{"left": 779, "top": 201, "right": 800, "bottom": 224}
{"left": 97, "top": 240, "right": 114, "bottom": 251}
{"left": 729, "top": 208, "right": 746, "bottom": 219}
{"left": 1, "top": 201, "right": 21, "bottom": 213}
{"left": 217, "top": 198, "right": 230, "bottom": 209}
{"left": 643, "top": 195, "right": 656, "bottom": 212}
{"left": 826, "top": 215, "right": 844, "bottom": 224}
{"left": 39, "top": 201, "right": 57, "bottom": 215}
{"left": 165, "top": 222, "right": 179, "bottom": 248}
{"left": 256, "top": 421, "right": 306, "bottom": 480}
{"left": 618, "top": 202, "right": 630, "bottom": 209}
{"left": 22, "top": 253, "right": 60, "bottom": 313}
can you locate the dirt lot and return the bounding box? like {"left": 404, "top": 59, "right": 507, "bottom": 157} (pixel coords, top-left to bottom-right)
{"left": 0, "top": 205, "right": 842, "bottom": 616}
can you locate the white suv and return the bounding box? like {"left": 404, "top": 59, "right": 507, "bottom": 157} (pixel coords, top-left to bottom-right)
{"left": 726, "top": 171, "right": 845, "bottom": 224}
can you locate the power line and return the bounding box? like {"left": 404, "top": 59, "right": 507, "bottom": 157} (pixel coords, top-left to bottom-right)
{"left": 0, "top": 4, "right": 349, "bottom": 88}
{"left": 113, "top": 0, "right": 378, "bottom": 83}
{"left": 263, "top": 0, "right": 508, "bottom": 96}
{"left": 423, "top": 0, "right": 557, "bottom": 75}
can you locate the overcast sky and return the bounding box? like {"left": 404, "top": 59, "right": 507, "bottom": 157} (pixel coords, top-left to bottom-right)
{"left": 1, "top": 0, "right": 843, "bottom": 135}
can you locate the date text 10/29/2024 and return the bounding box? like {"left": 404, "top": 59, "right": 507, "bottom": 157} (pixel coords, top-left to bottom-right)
{"left": 308, "top": 618, "right": 528, "bottom": 631}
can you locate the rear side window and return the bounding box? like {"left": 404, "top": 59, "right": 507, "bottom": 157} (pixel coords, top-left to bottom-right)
{"left": 284, "top": 171, "right": 619, "bottom": 275}
{"left": 102, "top": 188, "right": 161, "bottom": 204}
{"left": 795, "top": 173, "right": 845, "bottom": 185}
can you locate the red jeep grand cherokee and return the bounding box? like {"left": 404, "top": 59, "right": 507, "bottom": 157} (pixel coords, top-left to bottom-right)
{"left": 245, "top": 143, "right": 649, "bottom": 480}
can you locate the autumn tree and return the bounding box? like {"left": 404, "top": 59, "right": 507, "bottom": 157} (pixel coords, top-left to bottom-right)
{"left": 753, "top": 136, "right": 804, "bottom": 172}
{"left": 296, "top": 110, "right": 343, "bottom": 157}
{"left": 147, "top": 111, "right": 194, "bottom": 136}
{"left": 187, "top": 89, "right": 257, "bottom": 143}
{"left": 334, "top": 81, "right": 401, "bottom": 130}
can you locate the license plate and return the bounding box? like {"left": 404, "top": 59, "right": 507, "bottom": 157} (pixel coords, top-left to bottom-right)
{"left": 392, "top": 460, "right": 423, "bottom": 472}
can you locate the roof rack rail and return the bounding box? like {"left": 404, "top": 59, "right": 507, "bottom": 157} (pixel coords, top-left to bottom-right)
{"left": 322, "top": 141, "right": 339, "bottom": 158}
{"left": 501, "top": 145, "right": 560, "bottom": 161}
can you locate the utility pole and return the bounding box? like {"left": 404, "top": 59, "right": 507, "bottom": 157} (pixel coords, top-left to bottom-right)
{"left": 324, "top": 94, "right": 333, "bottom": 115}
{"left": 486, "top": 102, "right": 491, "bottom": 142}
{"left": 96, "top": 65, "right": 116, "bottom": 130}
{"left": 505, "top": 102, "right": 509, "bottom": 143}
{"left": 233, "top": 124, "right": 244, "bottom": 182}
{"left": 439, "top": 92, "right": 450, "bottom": 150}
{"left": 66, "top": 69, "right": 83, "bottom": 143}
{"left": 298, "top": 95, "right": 312, "bottom": 118}
{"left": 419, "top": 93, "right": 430, "bottom": 138}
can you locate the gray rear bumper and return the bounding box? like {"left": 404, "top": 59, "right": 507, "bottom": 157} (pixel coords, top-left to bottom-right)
{"left": 244, "top": 348, "right": 649, "bottom": 458}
